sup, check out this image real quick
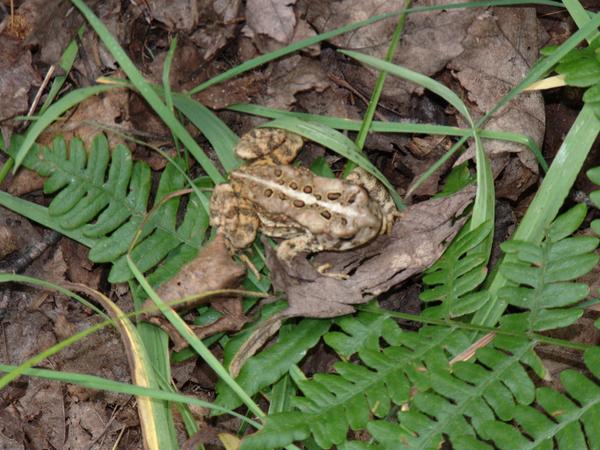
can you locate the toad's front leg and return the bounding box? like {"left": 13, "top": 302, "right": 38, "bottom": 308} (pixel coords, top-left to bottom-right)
{"left": 276, "top": 232, "right": 322, "bottom": 265}
{"left": 210, "top": 184, "right": 263, "bottom": 277}
{"left": 210, "top": 184, "right": 260, "bottom": 252}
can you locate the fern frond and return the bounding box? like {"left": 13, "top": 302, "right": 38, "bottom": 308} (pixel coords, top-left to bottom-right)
{"left": 587, "top": 165, "right": 600, "bottom": 234}
{"left": 324, "top": 306, "right": 403, "bottom": 358}
{"left": 3, "top": 134, "right": 210, "bottom": 284}
{"left": 239, "top": 324, "right": 478, "bottom": 450}
{"left": 499, "top": 204, "right": 598, "bottom": 332}
{"left": 420, "top": 221, "right": 493, "bottom": 319}
{"left": 215, "top": 319, "right": 331, "bottom": 411}
{"left": 364, "top": 334, "right": 544, "bottom": 450}
{"left": 473, "top": 347, "right": 600, "bottom": 450}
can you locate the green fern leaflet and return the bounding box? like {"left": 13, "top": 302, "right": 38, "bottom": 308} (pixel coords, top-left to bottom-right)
{"left": 3, "top": 134, "right": 210, "bottom": 284}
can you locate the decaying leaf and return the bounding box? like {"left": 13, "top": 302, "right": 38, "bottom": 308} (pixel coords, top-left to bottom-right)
{"left": 307, "top": 0, "right": 479, "bottom": 110}
{"left": 141, "top": 234, "right": 249, "bottom": 350}
{"left": 260, "top": 55, "right": 331, "bottom": 110}
{"left": 306, "top": 0, "right": 402, "bottom": 55}
{"left": 194, "top": 73, "right": 265, "bottom": 110}
{"left": 189, "top": 0, "right": 242, "bottom": 61}
{"left": 146, "top": 0, "right": 199, "bottom": 32}
{"left": 0, "top": 37, "right": 40, "bottom": 123}
{"left": 451, "top": 8, "right": 545, "bottom": 179}
{"left": 40, "top": 87, "right": 132, "bottom": 151}
{"left": 19, "top": 0, "right": 84, "bottom": 65}
{"left": 244, "top": 0, "right": 297, "bottom": 43}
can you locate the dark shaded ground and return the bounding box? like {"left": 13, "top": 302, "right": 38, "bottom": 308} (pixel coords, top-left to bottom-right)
{"left": 0, "top": 1, "right": 599, "bottom": 448}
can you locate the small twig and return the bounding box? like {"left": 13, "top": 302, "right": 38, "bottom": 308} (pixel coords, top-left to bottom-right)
{"left": 449, "top": 332, "right": 496, "bottom": 364}
{"left": 26, "top": 65, "right": 56, "bottom": 123}
{"left": 84, "top": 399, "right": 130, "bottom": 450}
{"left": 0, "top": 230, "right": 61, "bottom": 273}
{"left": 328, "top": 73, "right": 389, "bottom": 122}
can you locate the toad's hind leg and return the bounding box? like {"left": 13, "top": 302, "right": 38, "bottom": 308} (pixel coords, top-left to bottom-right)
{"left": 346, "top": 167, "right": 399, "bottom": 234}
{"left": 235, "top": 128, "right": 304, "bottom": 164}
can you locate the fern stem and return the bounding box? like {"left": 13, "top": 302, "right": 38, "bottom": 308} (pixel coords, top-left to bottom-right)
{"left": 358, "top": 305, "right": 590, "bottom": 351}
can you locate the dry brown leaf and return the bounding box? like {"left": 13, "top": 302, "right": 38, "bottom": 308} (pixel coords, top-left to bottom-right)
{"left": 260, "top": 55, "right": 330, "bottom": 110}
{"left": 306, "top": 0, "right": 401, "bottom": 55}
{"left": 450, "top": 8, "right": 545, "bottom": 178}
{"left": 189, "top": 0, "right": 242, "bottom": 61}
{"left": 142, "top": 234, "right": 249, "bottom": 350}
{"left": 146, "top": 0, "right": 199, "bottom": 31}
{"left": 306, "top": 0, "right": 479, "bottom": 110}
{"left": 495, "top": 156, "right": 538, "bottom": 201}
{"left": 0, "top": 218, "right": 19, "bottom": 258}
{"left": 0, "top": 36, "right": 40, "bottom": 122}
{"left": 266, "top": 187, "right": 475, "bottom": 319}
{"left": 245, "top": 0, "right": 297, "bottom": 43}
{"left": 194, "top": 73, "right": 265, "bottom": 110}
{"left": 5, "top": 168, "right": 45, "bottom": 196}
{"left": 153, "top": 234, "right": 245, "bottom": 303}
{"left": 39, "top": 88, "right": 132, "bottom": 150}
{"left": 0, "top": 409, "right": 24, "bottom": 450}
{"left": 228, "top": 314, "right": 285, "bottom": 377}
{"left": 18, "top": 378, "right": 64, "bottom": 449}
{"left": 60, "top": 239, "right": 102, "bottom": 289}
{"left": 18, "top": 0, "right": 84, "bottom": 65}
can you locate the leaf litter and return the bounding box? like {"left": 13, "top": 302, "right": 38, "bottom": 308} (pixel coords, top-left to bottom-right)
{"left": 0, "top": 0, "right": 563, "bottom": 447}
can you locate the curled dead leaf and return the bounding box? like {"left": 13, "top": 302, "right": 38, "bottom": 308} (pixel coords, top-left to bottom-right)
{"left": 268, "top": 187, "right": 476, "bottom": 319}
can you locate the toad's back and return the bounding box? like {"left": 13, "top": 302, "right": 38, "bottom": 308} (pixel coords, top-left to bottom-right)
{"left": 230, "top": 164, "right": 382, "bottom": 239}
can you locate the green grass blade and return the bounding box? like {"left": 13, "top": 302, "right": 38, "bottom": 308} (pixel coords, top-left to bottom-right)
{"left": 162, "top": 36, "right": 177, "bottom": 115}
{"left": 354, "top": 0, "right": 412, "bottom": 153}
{"left": 228, "top": 104, "right": 547, "bottom": 171}
{"left": 562, "top": 0, "right": 599, "bottom": 39}
{"left": 340, "top": 51, "right": 473, "bottom": 122}
{"left": 172, "top": 94, "right": 240, "bottom": 172}
{"left": 39, "top": 27, "right": 83, "bottom": 114}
